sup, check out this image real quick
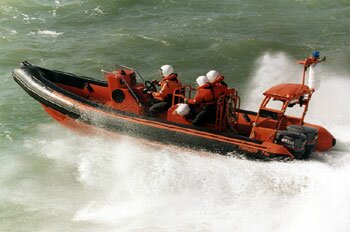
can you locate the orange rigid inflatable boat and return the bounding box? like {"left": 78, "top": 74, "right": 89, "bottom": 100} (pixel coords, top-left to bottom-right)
{"left": 12, "top": 54, "right": 336, "bottom": 160}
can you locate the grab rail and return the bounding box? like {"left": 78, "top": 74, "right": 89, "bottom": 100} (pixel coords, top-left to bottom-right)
{"left": 171, "top": 85, "right": 194, "bottom": 106}
{"left": 101, "top": 64, "right": 145, "bottom": 83}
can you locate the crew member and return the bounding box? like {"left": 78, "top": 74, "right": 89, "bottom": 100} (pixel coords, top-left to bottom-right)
{"left": 185, "top": 75, "right": 216, "bottom": 126}
{"left": 206, "top": 70, "right": 235, "bottom": 98}
{"left": 149, "top": 64, "right": 181, "bottom": 116}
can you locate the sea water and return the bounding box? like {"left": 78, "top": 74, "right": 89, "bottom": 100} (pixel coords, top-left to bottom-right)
{"left": 1, "top": 1, "right": 350, "bottom": 231}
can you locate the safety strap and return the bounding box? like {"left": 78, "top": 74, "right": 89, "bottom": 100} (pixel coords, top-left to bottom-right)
{"left": 84, "top": 83, "right": 94, "bottom": 93}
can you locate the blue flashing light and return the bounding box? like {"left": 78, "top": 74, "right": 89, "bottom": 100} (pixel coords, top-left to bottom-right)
{"left": 312, "top": 51, "right": 320, "bottom": 58}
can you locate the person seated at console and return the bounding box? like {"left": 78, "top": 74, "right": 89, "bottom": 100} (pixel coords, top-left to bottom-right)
{"left": 149, "top": 64, "right": 181, "bottom": 116}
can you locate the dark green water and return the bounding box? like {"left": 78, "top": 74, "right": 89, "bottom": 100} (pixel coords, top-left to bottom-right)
{"left": 1, "top": 1, "right": 350, "bottom": 231}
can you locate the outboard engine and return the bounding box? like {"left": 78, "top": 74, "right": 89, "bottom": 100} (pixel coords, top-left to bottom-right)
{"left": 275, "top": 131, "right": 307, "bottom": 159}
{"left": 287, "top": 125, "right": 318, "bottom": 159}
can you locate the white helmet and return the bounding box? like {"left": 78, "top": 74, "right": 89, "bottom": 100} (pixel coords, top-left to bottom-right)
{"left": 206, "top": 70, "right": 220, "bottom": 83}
{"left": 196, "top": 75, "right": 209, "bottom": 87}
{"left": 175, "top": 103, "right": 190, "bottom": 116}
{"left": 160, "top": 64, "right": 174, "bottom": 76}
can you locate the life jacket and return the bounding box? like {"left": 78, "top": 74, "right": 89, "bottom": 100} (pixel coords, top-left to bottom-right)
{"left": 213, "top": 75, "right": 225, "bottom": 85}
{"left": 212, "top": 75, "right": 236, "bottom": 98}
{"left": 187, "top": 83, "right": 216, "bottom": 105}
{"left": 152, "top": 73, "right": 181, "bottom": 102}
{"left": 210, "top": 76, "right": 227, "bottom": 98}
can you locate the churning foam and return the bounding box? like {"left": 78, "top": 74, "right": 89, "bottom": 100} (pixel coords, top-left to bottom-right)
{"left": 27, "top": 52, "right": 350, "bottom": 231}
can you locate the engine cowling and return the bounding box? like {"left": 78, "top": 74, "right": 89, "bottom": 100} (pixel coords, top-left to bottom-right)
{"left": 287, "top": 125, "right": 318, "bottom": 159}
{"left": 275, "top": 131, "right": 306, "bottom": 159}
{"left": 275, "top": 125, "right": 318, "bottom": 160}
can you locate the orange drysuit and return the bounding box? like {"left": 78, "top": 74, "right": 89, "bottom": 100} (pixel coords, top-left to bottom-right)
{"left": 211, "top": 75, "right": 235, "bottom": 98}
{"left": 152, "top": 74, "right": 181, "bottom": 101}
{"left": 187, "top": 83, "right": 215, "bottom": 105}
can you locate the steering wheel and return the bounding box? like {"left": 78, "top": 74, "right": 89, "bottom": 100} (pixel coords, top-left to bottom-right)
{"left": 142, "top": 80, "right": 157, "bottom": 94}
